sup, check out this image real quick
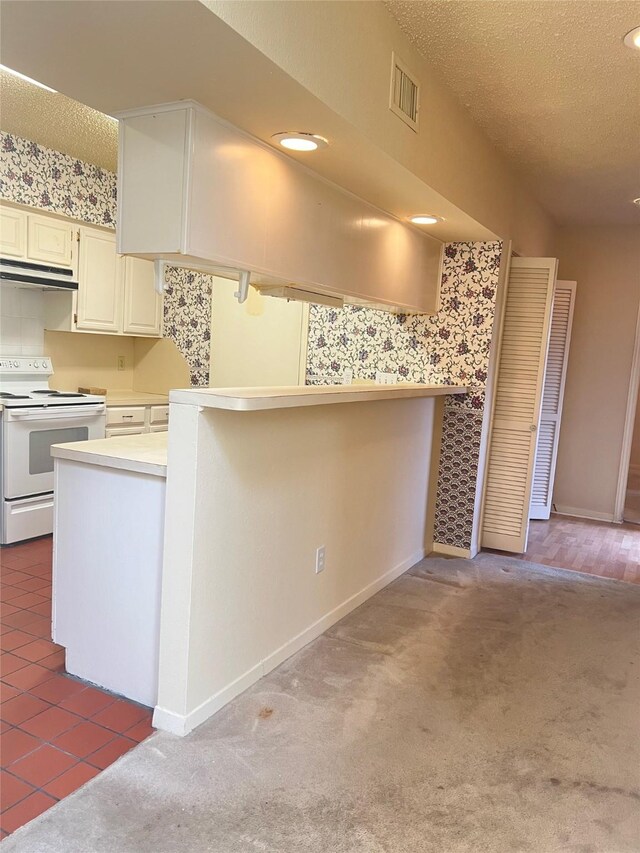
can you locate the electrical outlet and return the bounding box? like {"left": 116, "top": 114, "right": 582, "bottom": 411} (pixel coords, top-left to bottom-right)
{"left": 315, "top": 546, "right": 326, "bottom": 574}
{"left": 342, "top": 368, "right": 353, "bottom": 385}
{"left": 117, "top": 356, "right": 126, "bottom": 371}
{"left": 375, "top": 371, "right": 397, "bottom": 385}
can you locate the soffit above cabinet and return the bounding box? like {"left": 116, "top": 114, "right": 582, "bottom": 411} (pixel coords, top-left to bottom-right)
{"left": 117, "top": 101, "right": 442, "bottom": 314}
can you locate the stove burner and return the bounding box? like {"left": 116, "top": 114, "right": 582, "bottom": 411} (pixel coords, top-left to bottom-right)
{"left": 0, "top": 392, "right": 29, "bottom": 399}
{"left": 30, "top": 390, "right": 86, "bottom": 398}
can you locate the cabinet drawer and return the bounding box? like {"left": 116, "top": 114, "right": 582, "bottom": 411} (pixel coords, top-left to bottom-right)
{"left": 149, "top": 405, "right": 169, "bottom": 425}
{"left": 106, "top": 406, "right": 146, "bottom": 427}
{"left": 106, "top": 426, "right": 146, "bottom": 438}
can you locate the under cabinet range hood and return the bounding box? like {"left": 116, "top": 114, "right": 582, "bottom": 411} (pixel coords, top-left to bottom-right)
{"left": 0, "top": 257, "right": 79, "bottom": 291}
{"left": 116, "top": 101, "right": 442, "bottom": 315}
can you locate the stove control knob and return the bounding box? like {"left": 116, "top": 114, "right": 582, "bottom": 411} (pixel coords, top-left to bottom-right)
{"left": 13, "top": 361, "right": 19, "bottom": 367}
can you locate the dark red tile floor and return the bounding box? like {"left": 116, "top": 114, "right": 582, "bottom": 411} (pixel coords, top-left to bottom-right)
{"left": 0, "top": 535, "right": 154, "bottom": 838}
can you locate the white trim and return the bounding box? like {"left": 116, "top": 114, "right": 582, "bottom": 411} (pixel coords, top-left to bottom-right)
{"left": 152, "top": 548, "right": 425, "bottom": 736}
{"left": 553, "top": 505, "right": 616, "bottom": 524}
{"left": 431, "top": 543, "right": 473, "bottom": 559}
{"left": 614, "top": 299, "right": 640, "bottom": 523}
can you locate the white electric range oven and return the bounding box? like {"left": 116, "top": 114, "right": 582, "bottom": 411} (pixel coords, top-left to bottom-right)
{"left": 0, "top": 357, "right": 106, "bottom": 545}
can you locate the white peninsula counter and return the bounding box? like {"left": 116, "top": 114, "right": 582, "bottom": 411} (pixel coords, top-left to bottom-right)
{"left": 51, "top": 432, "right": 167, "bottom": 706}
{"left": 51, "top": 383, "right": 465, "bottom": 726}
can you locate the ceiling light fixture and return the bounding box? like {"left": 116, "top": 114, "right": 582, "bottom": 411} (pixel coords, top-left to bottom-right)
{"left": 623, "top": 26, "right": 640, "bottom": 49}
{"left": 271, "top": 132, "right": 328, "bottom": 152}
{"left": 0, "top": 64, "right": 57, "bottom": 93}
{"left": 633, "top": 198, "right": 640, "bottom": 206}
{"left": 410, "top": 214, "right": 442, "bottom": 225}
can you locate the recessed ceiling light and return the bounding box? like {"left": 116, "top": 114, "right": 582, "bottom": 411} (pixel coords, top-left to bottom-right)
{"left": 410, "top": 214, "right": 442, "bottom": 225}
{"left": 0, "top": 64, "right": 57, "bottom": 93}
{"left": 623, "top": 26, "right": 640, "bottom": 50}
{"left": 271, "top": 132, "right": 328, "bottom": 152}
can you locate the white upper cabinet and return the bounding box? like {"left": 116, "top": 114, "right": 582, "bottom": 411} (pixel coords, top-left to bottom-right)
{"left": 27, "top": 214, "right": 74, "bottom": 268}
{"left": 122, "top": 256, "right": 162, "bottom": 336}
{"left": 45, "top": 220, "right": 161, "bottom": 337}
{"left": 0, "top": 207, "right": 27, "bottom": 258}
{"left": 117, "top": 101, "right": 440, "bottom": 314}
{"left": 76, "top": 227, "right": 122, "bottom": 333}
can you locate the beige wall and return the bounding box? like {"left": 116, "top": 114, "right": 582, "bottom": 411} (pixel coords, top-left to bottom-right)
{"left": 629, "top": 390, "right": 640, "bottom": 475}
{"left": 46, "top": 331, "right": 190, "bottom": 395}
{"left": 46, "top": 331, "right": 135, "bottom": 392}
{"left": 156, "top": 395, "right": 435, "bottom": 733}
{"left": 133, "top": 338, "right": 190, "bottom": 395}
{"left": 209, "top": 280, "right": 306, "bottom": 387}
{"left": 553, "top": 226, "right": 640, "bottom": 520}
{"left": 206, "top": 0, "right": 555, "bottom": 256}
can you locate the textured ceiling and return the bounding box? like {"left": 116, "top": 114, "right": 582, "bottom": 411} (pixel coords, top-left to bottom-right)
{"left": 0, "top": 70, "right": 118, "bottom": 170}
{"left": 385, "top": 0, "right": 640, "bottom": 226}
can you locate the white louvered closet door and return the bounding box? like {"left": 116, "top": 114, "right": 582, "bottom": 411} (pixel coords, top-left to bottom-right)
{"left": 481, "top": 257, "right": 558, "bottom": 553}
{"left": 530, "top": 281, "right": 576, "bottom": 520}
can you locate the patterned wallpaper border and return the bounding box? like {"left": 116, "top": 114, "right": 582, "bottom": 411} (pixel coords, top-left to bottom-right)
{"left": 1, "top": 132, "right": 117, "bottom": 227}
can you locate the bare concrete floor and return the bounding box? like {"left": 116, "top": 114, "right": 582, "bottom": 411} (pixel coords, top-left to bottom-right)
{"left": 5, "top": 554, "right": 640, "bottom": 853}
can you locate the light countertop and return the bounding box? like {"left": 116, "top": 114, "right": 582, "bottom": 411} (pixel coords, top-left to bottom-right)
{"left": 51, "top": 431, "right": 167, "bottom": 478}
{"left": 169, "top": 383, "right": 467, "bottom": 412}
{"left": 106, "top": 390, "right": 169, "bottom": 407}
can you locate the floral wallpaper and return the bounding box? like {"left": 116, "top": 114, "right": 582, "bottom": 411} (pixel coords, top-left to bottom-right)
{"left": 1, "top": 132, "right": 116, "bottom": 227}
{"left": 0, "top": 131, "right": 212, "bottom": 386}
{"left": 163, "top": 267, "right": 212, "bottom": 386}
{"left": 307, "top": 241, "right": 503, "bottom": 550}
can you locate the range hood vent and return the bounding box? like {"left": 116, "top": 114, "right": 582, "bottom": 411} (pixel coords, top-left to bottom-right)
{"left": 0, "top": 257, "right": 78, "bottom": 291}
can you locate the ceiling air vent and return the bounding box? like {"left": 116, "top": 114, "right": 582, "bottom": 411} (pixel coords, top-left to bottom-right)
{"left": 389, "top": 52, "right": 419, "bottom": 131}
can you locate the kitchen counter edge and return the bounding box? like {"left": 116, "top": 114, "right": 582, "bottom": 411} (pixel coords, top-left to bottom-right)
{"left": 169, "top": 383, "right": 468, "bottom": 412}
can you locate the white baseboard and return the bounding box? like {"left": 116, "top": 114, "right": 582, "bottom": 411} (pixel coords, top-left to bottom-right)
{"left": 553, "top": 505, "right": 616, "bottom": 523}
{"left": 431, "top": 543, "right": 473, "bottom": 559}
{"left": 153, "top": 548, "right": 425, "bottom": 737}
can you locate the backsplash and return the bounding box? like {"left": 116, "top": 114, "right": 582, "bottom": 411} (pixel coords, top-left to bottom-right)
{"left": 0, "top": 285, "right": 44, "bottom": 356}
{"left": 0, "top": 132, "right": 211, "bottom": 385}
{"left": 307, "top": 241, "right": 503, "bottom": 551}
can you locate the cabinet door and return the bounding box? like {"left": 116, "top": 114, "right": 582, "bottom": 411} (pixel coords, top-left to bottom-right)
{"left": 76, "top": 227, "right": 122, "bottom": 333}
{"left": 0, "top": 207, "right": 27, "bottom": 257}
{"left": 122, "top": 256, "right": 162, "bottom": 336}
{"left": 529, "top": 281, "right": 576, "bottom": 520}
{"left": 28, "top": 213, "right": 75, "bottom": 268}
{"left": 481, "top": 258, "right": 557, "bottom": 553}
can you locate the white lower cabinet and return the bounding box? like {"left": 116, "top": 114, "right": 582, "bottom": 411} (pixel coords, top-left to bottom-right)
{"left": 106, "top": 403, "right": 169, "bottom": 437}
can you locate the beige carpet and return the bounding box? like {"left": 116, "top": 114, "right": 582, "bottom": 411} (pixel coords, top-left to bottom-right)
{"left": 5, "top": 554, "right": 640, "bottom": 852}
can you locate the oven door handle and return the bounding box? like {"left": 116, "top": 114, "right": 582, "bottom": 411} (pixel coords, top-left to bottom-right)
{"left": 7, "top": 404, "right": 106, "bottom": 421}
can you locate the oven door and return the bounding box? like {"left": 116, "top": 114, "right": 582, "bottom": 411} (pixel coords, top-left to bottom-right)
{"left": 3, "top": 404, "right": 106, "bottom": 499}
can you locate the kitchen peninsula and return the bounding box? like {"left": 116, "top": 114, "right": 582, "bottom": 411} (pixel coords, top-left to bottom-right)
{"left": 52, "top": 382, "right": 465, "bottom": 733}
